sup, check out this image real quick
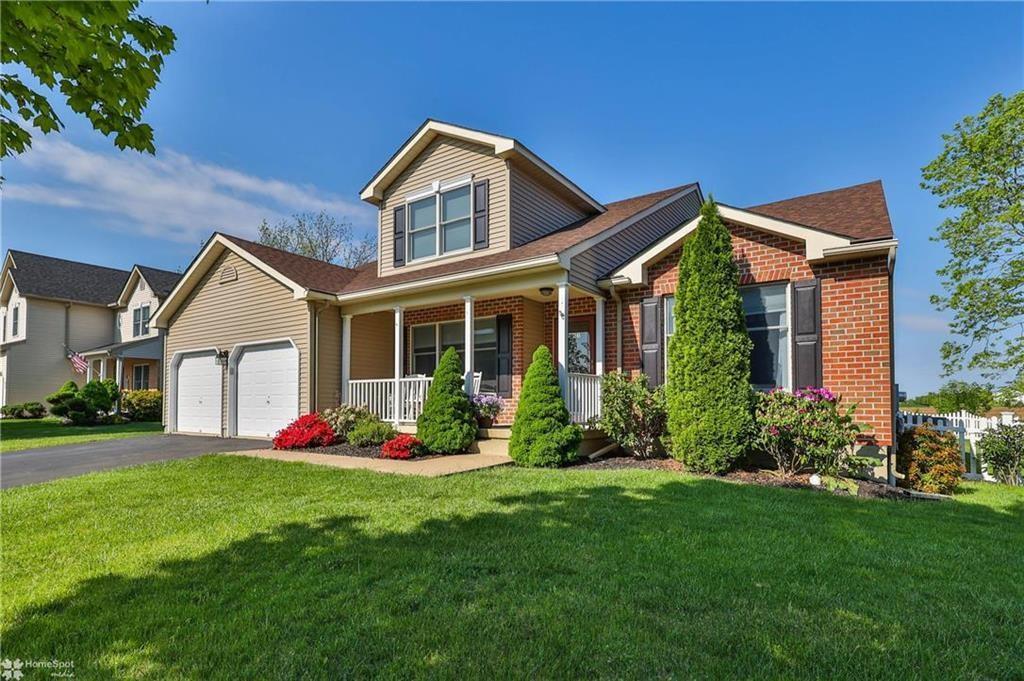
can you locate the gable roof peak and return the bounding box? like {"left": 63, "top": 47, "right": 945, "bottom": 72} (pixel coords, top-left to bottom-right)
{"left": 746, "top": 180, "right": 893, "bottom": 241}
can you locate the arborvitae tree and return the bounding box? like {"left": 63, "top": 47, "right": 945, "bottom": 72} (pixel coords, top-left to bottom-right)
{"left": 509, "top": 345, "right": 582, "bottom": 467}
{"left": 666, "top": 236, "right": 693, "bottom": 448}
{"left": 667, "top": 198, "right": 754, "bottom": 473}
{"left": 416, "top": 347, "right": 476, "bottom": 454}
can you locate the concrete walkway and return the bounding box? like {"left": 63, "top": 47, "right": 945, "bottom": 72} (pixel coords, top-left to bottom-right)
{"left": 228, "top": 449, "right": 512, "bottom": 477}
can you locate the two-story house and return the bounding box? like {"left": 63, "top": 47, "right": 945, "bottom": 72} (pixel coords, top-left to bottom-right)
{"left": 0, "top": 251, "right": 181, "bottom": 407}
{"left": 152, "top": 119, "right": 898, "bottom": 475}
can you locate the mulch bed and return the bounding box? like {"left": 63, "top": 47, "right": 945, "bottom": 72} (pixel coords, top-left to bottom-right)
{"left": 573, "top": 453, "right": 920, "bottom": 500}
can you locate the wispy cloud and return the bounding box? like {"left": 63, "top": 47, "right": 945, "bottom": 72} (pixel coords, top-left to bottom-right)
{"left": 897, "top": 313, "right": 949, "bottom": 333}
{"left": 3, "top": 138, "right": 374, "bottom": 243}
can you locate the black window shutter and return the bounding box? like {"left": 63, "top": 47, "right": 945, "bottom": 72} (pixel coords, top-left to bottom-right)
{"left": 496, "top": 314, "right": 513, "bottom": 397}
{"left": 640, "top": 297, "right": 663, "bottom": 387}
{"left": 473, "top": 180, "right": 489, "bottom": 250}
{"left": 393, "top": 205, "right": 406, "bottom": 268}
{"left": 792, "top": 279, "right": 823, "bottom": 389}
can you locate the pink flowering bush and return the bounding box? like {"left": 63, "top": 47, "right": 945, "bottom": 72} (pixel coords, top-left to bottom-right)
{"left": 754, "top": 387, "right": 862, "bottom": 476}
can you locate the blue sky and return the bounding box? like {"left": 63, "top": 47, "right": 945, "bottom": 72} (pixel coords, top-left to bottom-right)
{"left": 2, "top": 2, "right": 1021, "bottom": 394}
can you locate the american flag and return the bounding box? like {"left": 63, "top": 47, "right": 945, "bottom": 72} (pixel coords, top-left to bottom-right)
{"left": 68, "top": 350, "right": 88, "bottom": 374}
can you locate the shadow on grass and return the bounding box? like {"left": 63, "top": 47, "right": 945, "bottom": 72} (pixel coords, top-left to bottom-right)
{"left": 4, "top": 476, "right": 1023, "bottom": 679}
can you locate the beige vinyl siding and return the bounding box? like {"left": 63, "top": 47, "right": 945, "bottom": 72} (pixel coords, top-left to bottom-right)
{"left": 117, "top": 277, "right": 161, "bottom": 342}
{"left": 315, "top": 305, "right": 342, "bottom": 409}
{"left": 3, "top": 286, "right": 27, "bottom": 342}
{"left": 569, "top": 190, "right": 702, "bottom": 291}
{"left": 378, "top": 136, "right": 509, "bottom": 277}
{"left": 521, "top": 298, "right": 545, "bottom": 363}
{"left": 509, "top": 162, "right": 589, "bottom": 247}
{"left": 163, "top": 250, "right": 311, "bottom": 430}
{"left": 350, "top": 311, "right": 393, "bottom": 379}
{"left": 3, "top": 298, "right": 113, "bottom": 406}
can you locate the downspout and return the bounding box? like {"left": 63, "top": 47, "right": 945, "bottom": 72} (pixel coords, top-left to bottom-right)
{"left": 887, "top": 246, "right": 898, "bottom": 486}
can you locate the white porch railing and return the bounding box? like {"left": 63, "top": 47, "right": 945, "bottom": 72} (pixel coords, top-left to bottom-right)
{"left": 898, "top": 410, "right": 1019, "bottom": 481}
{"left": 349, "top": 377, "right": 433, "bottom": 424}
{"left": 567, "top": 372, "right": 602, "bottom": 424}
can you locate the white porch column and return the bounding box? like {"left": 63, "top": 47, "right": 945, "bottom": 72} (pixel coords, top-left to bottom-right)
{"left": 556, "top": 282, "right": 569, "bottom": 398}
{"left": 340, "top": 314, "right": 352, "bottom": 403}
{"left": 86, "top": 360, "right": 94, "bottom": 382}
{"left": 115, "top": 357, "right": 124, "bottom": 390}
{"left": 99, "top": 357, "right": 107, "bottom": 380}
{"left": 594, "top": 297, "right": 605, "bottom": 376}
{"left": 392, "top": 306, "right": 403, "bottom": 427}
{"left": 463, "top": 295, "right": 474, "bottom": 394}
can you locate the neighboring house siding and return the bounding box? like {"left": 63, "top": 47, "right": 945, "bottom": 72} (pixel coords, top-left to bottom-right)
{"left": 3, "top": 299, "right": 113, "bottom": 406}
{"left": 378, "top": 136, "right": 509, "bottom": 278}
{"left": 350, "top": 311, "right": 393, "bottom": 380}
{"left": 3, "top": 286, "right": 27, "bottom": 343}
{"left": 316, "top": 306, "right": 342, "bottom": 409}
{"left": 569, "top": 190, "right": 701, "bottom": 292}
{"left": 620, "top": 224, "right": 894, "bottom": 446}
{"left": 117, "top": 277, "right": 161, "bottom": 342}
{"left": 163, "top": 251, "right": 311, "bottom": 430}
{"left": 508, "top": 162, "right": 588, "bottom": 247}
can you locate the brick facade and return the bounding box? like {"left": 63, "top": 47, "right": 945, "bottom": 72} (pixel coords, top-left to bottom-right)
{"left": 620, "top": 222, "right": 894, "bottom": 445}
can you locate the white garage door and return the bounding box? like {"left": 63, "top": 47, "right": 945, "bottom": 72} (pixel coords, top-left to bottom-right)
{"left": 175, "top": 351, "right": 222, "bottom": 435}
{"left": 235, "top": 341, "right": 299, "bottom": 438}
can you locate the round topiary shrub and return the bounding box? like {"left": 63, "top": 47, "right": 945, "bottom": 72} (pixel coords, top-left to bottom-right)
{"left": 897, "top": 423, "right": 964, "bottom": 494}
{"left": 46, "top": 380, "right": 80, "bottom": 417}
{"left": 416, "top": 346, "right": 476, "bottom": 454}
{"left": 509, "top": 345, "right": 582, "bottom": 467}
{"left": 348, "top": 418, "right": 397, "bottom": 447}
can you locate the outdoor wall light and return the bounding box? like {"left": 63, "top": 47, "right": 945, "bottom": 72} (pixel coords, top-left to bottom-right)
{"left": 539, "top": 287, "right": 554, "bottom": 297}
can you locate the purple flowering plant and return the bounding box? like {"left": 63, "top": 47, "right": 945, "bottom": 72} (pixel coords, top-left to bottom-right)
{"left": 471, "top": 393, "right": 504, "bottom": 419}
{"left": 754, "top": 386, "right": 862, "bottom": 476}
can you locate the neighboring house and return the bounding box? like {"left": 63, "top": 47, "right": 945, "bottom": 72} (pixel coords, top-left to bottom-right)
{"left": 153, "top": 119, "right": 897, "bottom": 471}
{"left": 0, "top": 252, "right": 181, "bottom": 407}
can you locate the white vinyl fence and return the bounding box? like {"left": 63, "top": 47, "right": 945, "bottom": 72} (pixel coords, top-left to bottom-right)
{"left": 897, "top": 410, "right": 1019, "bottom": 481}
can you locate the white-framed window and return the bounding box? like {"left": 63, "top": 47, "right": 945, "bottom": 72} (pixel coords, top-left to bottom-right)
{"left": 664, "top": 284, "right": 791, "bottom": 392}
{"left": 133, "top": 364, "right": 150, "bottom": 390}
{"left": 12, "top": 304, "right": 19, "bottom": 337}
{"left": 132, "top": 304, "right": 150, "bottom": 337}
{"left": 405, "top": 177, "right": 473, "bottom": 263}
{"left": 410, "top": 317, "right": 498, "bottom": 393}
{"left": 741, "top": 283, "right": 791, "bottom": 392}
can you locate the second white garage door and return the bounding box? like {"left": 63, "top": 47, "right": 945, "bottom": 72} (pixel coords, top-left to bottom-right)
{"left": 235, "top": 341, "right": 299, "bottom": 438}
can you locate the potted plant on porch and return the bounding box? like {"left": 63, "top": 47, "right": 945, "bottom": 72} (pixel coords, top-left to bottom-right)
{"left": 471, "top": 393, "right": 503, "bottom": 429}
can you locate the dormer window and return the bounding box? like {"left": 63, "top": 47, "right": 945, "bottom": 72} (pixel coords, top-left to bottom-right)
{"left": 133, "top": 304, "right": 150, "bottom": 337}
{"left": 404, "top": 178, "right": 473, "bottom": 263}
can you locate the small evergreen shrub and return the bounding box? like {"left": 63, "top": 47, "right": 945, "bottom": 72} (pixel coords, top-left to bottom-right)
{"left": 381, "top": 434, "right": 423, "bottom": 460}
{"left": 1, "top": 402, "right": 46, "bottom": 419}
{"left": 666, "top": 199, "right": 754, "bottom": 474}
{"left": 348, "top": 418, "right": 396, "bottom": 447}
{"left": 80, "top": 380, "right": 114, "bottom": 414}
{"left": 598, "top": 372, "right": 667, "bottom": 459}
{"left": 321, "top": 404, "right": 374, "bottom": 441}
{"left": 46, "top": 380, "right": 80, "bottom": 417}
{"left": 978, "top": 424, "right": 1024, "bottom": 485}
{"left": 65, "top": 396, "right": 97, "bottom": 426}
{"left": 509, "top": 345, "right": 582, "bottom": 467}
{"left": 416, "top": 347, "right": 476, "bottom": 454}
{"left": 101, "top": 378, "right": 120, "bottom": 409}
{"left": 122, "top": 390, "right": 162, "bottom": 421}
{"left": 897, "top": 423, "right": 964, "bottom": 494}
{"left": 754, "top": 388, "right": 862, "bottom": 476}
{"left": 272, "top": 413, "right": 336, "bottom": 449}
{"left": 1, "top": 403, "right": 23, "bottom": 418}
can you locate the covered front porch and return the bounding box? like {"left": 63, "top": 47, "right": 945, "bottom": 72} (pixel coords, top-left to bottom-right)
{"left": 81, "top": 336, "right": 163, "bottom": 391}
{"left": 338, "top": 281, "right": 607, "bottom": 427}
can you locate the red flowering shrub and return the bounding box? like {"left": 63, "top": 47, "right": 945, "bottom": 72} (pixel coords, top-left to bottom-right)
{"left": 381, "top": 434, "right": 423, "bottom": 460}
{"left": 273, "top": 413, "right": 336, "bottom": 450}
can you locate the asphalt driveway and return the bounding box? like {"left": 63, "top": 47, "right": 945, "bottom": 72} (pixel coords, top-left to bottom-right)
{"left": 1, "top": 435, "right": 268, "bottom": 489}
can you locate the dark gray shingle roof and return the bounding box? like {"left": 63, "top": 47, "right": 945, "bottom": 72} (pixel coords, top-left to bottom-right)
{"left": 7, "top": 250, "right": 129, "bottom": 305}
{"left": 136, "top": 265, "right": 182, "bottom": 298}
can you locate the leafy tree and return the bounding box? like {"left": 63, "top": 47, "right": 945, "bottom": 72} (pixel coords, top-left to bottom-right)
{"left": 932, "top": 381, "right": 994, "bottom": 415}
{"left": 509, "top": 346, "right": 582, "bottom": 467}
{"left": 257, "top": 211, "right": 376, "bottom": 268}
{"left": 666, "top": 199, "right": 753, "bottom": 473}
{"left": 416, "top": 347, "right": 476, "bottom": 454}
{"left": 1, "top": 1, "right": 176, "bottom": 158}
{"left": 978, "top": 424, "right": 1024, "bottom": 485}
{"left": 921, "top": 91, "right": 1024, "bottom": 382}
{"left": 994, "top": 376, "right": 1024, "bottom": 407}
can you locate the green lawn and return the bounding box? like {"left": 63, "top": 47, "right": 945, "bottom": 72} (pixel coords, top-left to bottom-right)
{"left": 2, "top": 458, "right": 1021, "bottom": 679}
{"left": 0, "top": 417, "right": 163, "bottom": 453}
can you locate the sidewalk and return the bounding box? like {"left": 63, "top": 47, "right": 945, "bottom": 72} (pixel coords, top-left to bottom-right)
{"left": 226, "top": 449, "right": 512, "bottom": 477}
